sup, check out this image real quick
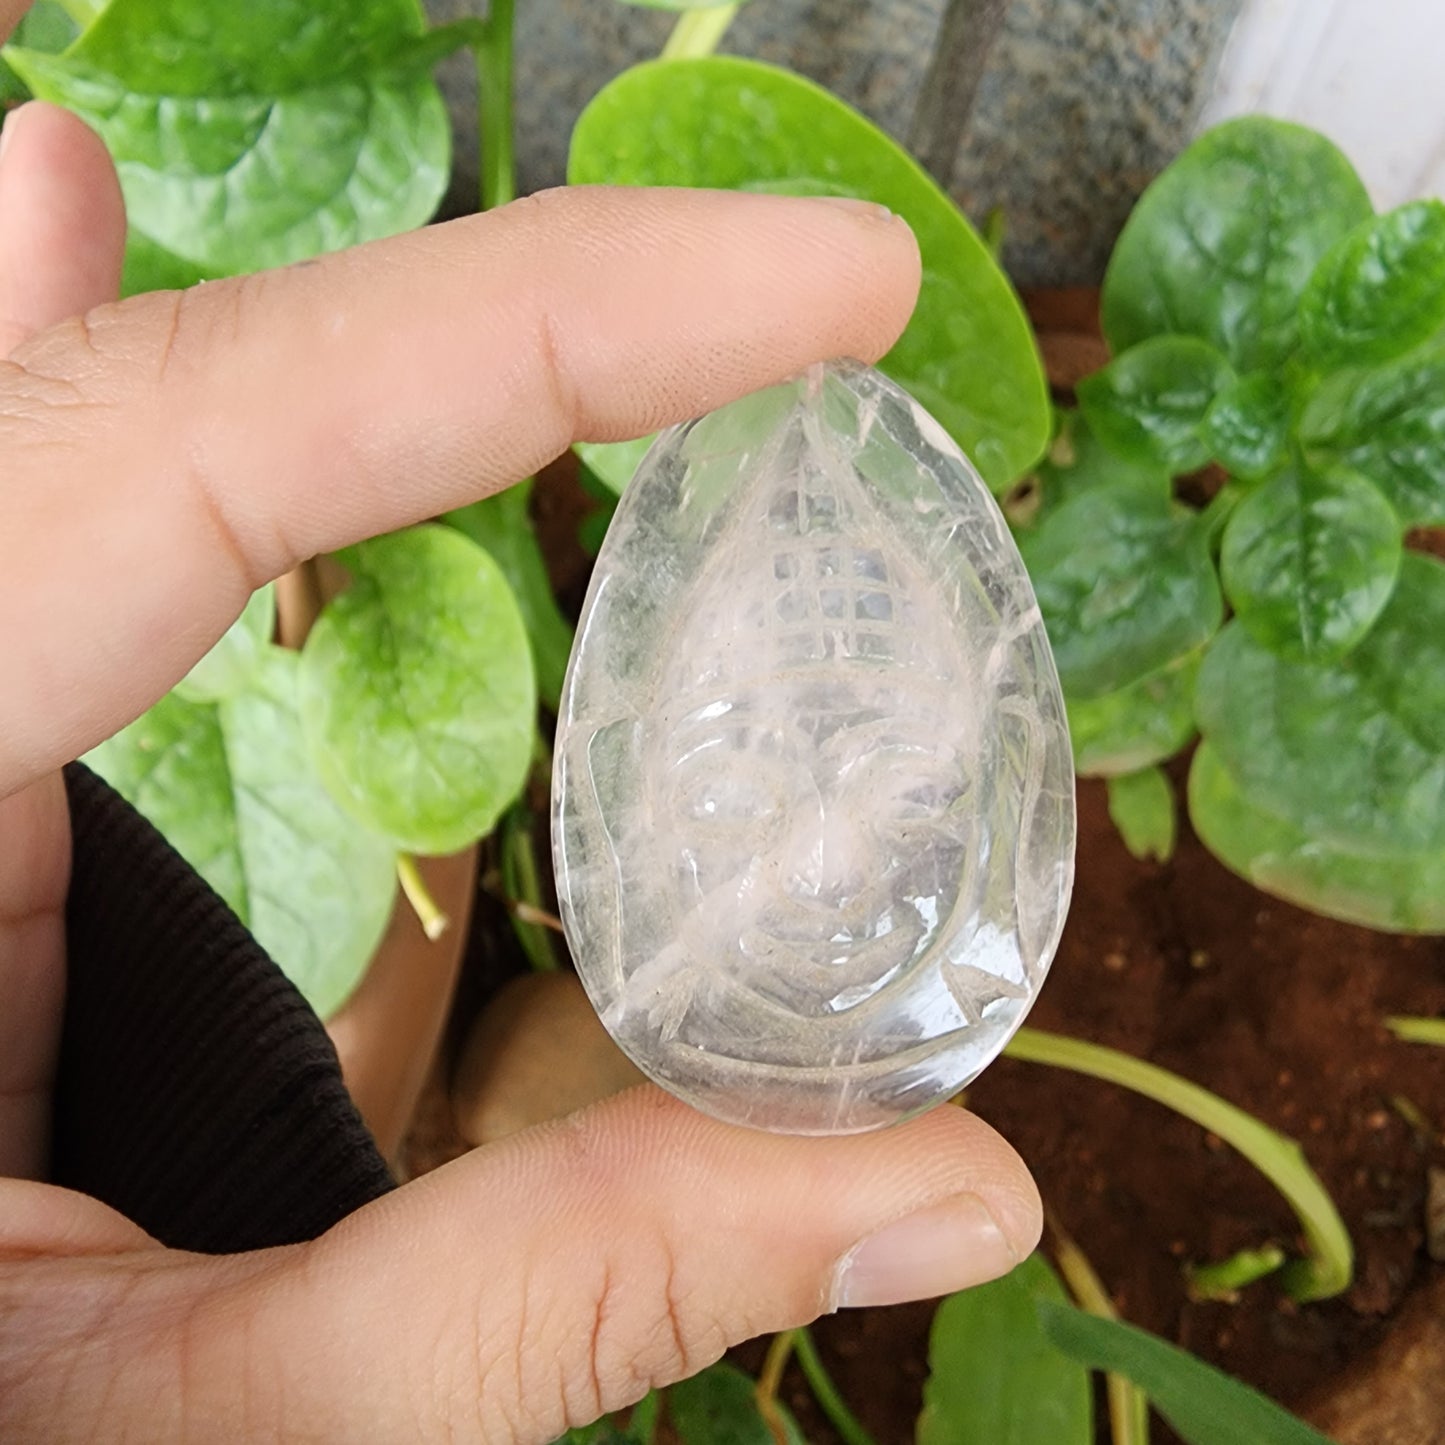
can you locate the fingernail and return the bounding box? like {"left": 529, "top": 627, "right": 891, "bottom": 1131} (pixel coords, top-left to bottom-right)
{"left": 830, "top": 1195, "right": 1020, "bottom": 1310}
{"left": 811, "top": 195, "right": 895, "bottom": 223}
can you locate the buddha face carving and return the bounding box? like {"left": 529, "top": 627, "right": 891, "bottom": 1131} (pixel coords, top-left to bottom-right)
{"left": 553, "top": 361, "right": 1075, "bottom": 1134}
{"left": 644, "top": 510, "right": 980, "bottom": 1021}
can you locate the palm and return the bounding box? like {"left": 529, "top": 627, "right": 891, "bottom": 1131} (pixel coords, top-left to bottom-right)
{"left": 0, "top": 88, "right": 126, "bottom": 1180}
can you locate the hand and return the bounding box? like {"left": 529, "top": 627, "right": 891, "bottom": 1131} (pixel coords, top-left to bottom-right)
{"left": 0, "top": 28, "right": 1042, "bottom": 1445}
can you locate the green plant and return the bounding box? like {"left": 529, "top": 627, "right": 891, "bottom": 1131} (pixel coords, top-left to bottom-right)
{"left": 4, "top": 0, "right": 1048, "bottom": 1012}
{"left": 1022, "top": 118, "right": 1445, "bottom": 932}
{"left": 3, "top": 2, "right": 1398, "bottom": 1440}
{"left": 556, "top": 1248, "right": 1338, "bottom": 1445}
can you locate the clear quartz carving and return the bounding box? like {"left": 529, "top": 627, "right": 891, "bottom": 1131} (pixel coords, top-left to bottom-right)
{"left": 552, "top": 360, "right": 1075, "bottom": 1135}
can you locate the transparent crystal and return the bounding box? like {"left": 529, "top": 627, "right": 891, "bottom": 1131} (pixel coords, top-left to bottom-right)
{"left": 552, "top": 360, "right": 1075, "bottom": 1134}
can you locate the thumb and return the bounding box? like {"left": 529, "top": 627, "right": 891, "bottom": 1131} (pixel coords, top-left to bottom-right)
{"left": 208, "top": 1089, "right": 1037, "bottom": 1440}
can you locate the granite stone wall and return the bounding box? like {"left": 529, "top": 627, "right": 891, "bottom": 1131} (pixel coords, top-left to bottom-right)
{"left": 424, "top": 0, "right": 1245, "bottom": 286}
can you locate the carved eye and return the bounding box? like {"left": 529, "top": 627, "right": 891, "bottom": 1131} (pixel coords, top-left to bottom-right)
{"left": 677, "top": 770, "right": 788, "bottom": 828}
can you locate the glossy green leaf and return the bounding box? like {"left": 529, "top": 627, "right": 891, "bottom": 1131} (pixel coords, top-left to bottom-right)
{"left": 1102, "top": 117, "right": 1371, "bottom": 373}
{"left": 1203, "top": 372, "right": 1291, "bottom": 480}
{"left": 86, "top": 648, "right": 397, "bottom": 1016}
{"left": 1067, "top": 649, "right": 1200, "bottom": 776}
{"left": 299, "top": 524, "right": 536, "bottom": 855}
{"left": 0, "top": 1, "right": 74, "bottom": 103}
{"left": 1189, "top": 742, "right": 1445, "bottom": 934}
{"left": 667, "top": 1364, "right": 804, "bottom": 1445}
{"left": 1077, "top": 336, "right": 1234, "bottom": 473}
{"left": 574, "top": 434, "right": 657, "bottom": 498}
{"left": 568, "top": 57, "right": 1049, "bottom": 490}
{"left": 1107, "top": 766, "right": 1176, "bottom": 862}
{"left": 1037, "top": 1299, "right": 1333, "bottom": 1445}
{"left": 446, "top": 483, "right": 573, "bottom": 712}
{"left": 6, "top": 0, "right": 473, "bottom": 288}
{"left": 1300, "top": 341, "right": 1445, "bottom": 525}
{"left": 1018, "top": 484, "right": 1223, "bottom": 700}
{"left": 1301, "top": 200, "right": 1445, "bottom": 370}
{"left": 918, "top": 1254, "right": 1093, "bottom": 1445}
{"left": 1196, "top": 554, "right": 1445, "bottom": 856}
{"left": 1018, "top": 409, "right": 1170, "bottom": 535}
{"left": 174, "top": 585, "right": 277, "bottom": 703}
{"left": 1219, "top": 465, "right": 1402, "bottom": 659}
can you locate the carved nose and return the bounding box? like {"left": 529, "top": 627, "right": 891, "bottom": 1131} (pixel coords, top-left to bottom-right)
{"left": 779, "top": 804, "right": 871, "bottom": 908}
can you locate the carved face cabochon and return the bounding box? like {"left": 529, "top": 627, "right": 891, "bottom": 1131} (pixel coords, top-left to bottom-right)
{"left": 554, "top": 362, "right": 1075, "bottom": 1133}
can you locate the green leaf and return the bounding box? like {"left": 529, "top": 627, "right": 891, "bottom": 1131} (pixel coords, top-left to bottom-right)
{"left": 1196, "top": 553, "right": 1445, "bottom": 857}
{"left": 918, "top": 1254, "right": 1093, "bottom": 1445}
{"left": 446, "top": 482, "right": 574, "bottom": 712}
{"left": 667, "top": 1364, "right": 804, "bottom": 1445}
{"left": 299, "top": 524, "right": 536, "bottom": 855}
{"left": 1077, "top": 336, "right": 1234, "bottom": 473}
{"left": 1107, "top": 766, "right": 1177, "bottom": 862}
{"left": 568, "top": 57, "right": 1050, "bottom": 491}
{"left": 6, "top": 0, "right": 470, "bottom": 288}
{"left": 1301, "top": 200, "right": 1445, "bottom": 370}
{"left": 573, "top": 435, "right": 657, "bottom": 498}
{"left": 1037, "top": 1299, "right": 1333, "bottom": 1445}
{"left": 0, "top": 0, "right": 75, "bottom": 103}
{"left": 1067, "top": 649, "right": 1201, "bottom": 776}
{"left": 1017, "top": 484, "right": 1223, "bottom": 699}
{"left": 1102, "top": 117, "right": 1372, "bottom": 373}
{"left": 86, "top": 649, "right": 397, "bottom": 1016}
{"left": 1202, "top": 372, "right": 1292, "bottom": 480}
{"left": 174, "top": 584, "right": 277, "bottom": 703}
{"left": 1300, "top": 341, "right": 1445, "bottom": 526}
{"left": 1189, "top": 742, "right": 1445, "bottom": 934}
{"left": 1219, "top": 464, "right": 1402, "bottom": 659}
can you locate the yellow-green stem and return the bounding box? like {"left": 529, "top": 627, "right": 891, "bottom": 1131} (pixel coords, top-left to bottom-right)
{"left": 756, "top": 1329, "right": 797, "bottom": 1445}
{"left": 1004, "top": 1027, "right": 1352, "bottom": 1301}
{"left": 1185, "top": 1244, "right": 1287, "bottom": 1302}
{"left": 662, "top": 3, "right": 741, "bottom": 60}
{"left": 1384, "top": 1015, "right": 1445, "bottom": 1047}
{"left": 793, "top": 1327, "right": 877, "bottom": 1445}
{"left": 397, "top": 854, "right": 449, "bottom": 940}
{"left": 1050, "top": 1221, "right": 1150, "bottom": 1445}
{"left": 477, "top": 0, "right": 516, "bottom": 209}
{"left": 500, "top": 806, "right": 557, "bottom": 971}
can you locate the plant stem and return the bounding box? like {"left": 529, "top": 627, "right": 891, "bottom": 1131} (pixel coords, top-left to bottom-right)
{"left": 793, "top": 1327, "right": 877, "bottom": 1445}
{"left": 54, "top": 0, "right": 101, "bottom": 28}
{"left": 476, "top": 0, "right": 516, "bottom": 210}
{"left": 396, "top": 854, "right": 450, "bottom": 940}
{"left": 907, "top": 0, "right": 1012, "bottom": 187}
{"left": 756, "top": 1329, "right": 797, "bottom": 1445}
{"left": 1185, "top": 1244, "right": 1287, "bottom": 1302}
{"left": 1384, "top": 1015, "right": 1445, "bottom": 1047}
{"left": 661, "top": 4, "right": 741, "bottom": 61}
{"left": 499, "top": 806, "right": 557, "bottom": 971}
{"left": 1049, "top": 1217, "right": 1150, "bottom": 1445}
{"left": 1003, "top": 1027, "right": 1353, "bottom": 1302}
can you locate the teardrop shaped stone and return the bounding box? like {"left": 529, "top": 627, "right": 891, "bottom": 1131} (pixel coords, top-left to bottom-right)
{"left": 553, "top": 360, "right": 1075, "bottom": 1135}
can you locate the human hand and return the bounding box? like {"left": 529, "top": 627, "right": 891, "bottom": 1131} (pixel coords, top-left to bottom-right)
{"left": 0, "top": 24, "right": 1042, "bottom": 1443}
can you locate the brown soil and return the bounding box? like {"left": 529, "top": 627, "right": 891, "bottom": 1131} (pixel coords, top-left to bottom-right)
{"left": 403, "top": 295, "right": 1445, "bottom": 1443}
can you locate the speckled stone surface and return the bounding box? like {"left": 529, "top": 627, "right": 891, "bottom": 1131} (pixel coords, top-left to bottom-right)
{"left": 423, "top": 0, "right": 1245, "bottom": 286}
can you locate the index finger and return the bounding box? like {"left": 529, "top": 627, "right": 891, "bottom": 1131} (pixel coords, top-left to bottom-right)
{"left": 1, "top": 187, "right": 918, "bottom": 793}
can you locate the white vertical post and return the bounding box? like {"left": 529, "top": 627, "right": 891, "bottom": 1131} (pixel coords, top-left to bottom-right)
{"left": 1202, "top": 0, "right": 1445, "bottom": 207}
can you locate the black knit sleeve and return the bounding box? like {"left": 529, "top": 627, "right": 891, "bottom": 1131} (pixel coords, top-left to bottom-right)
{"left": 51, "top": 763, "right": 395, "bottom": 1253}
